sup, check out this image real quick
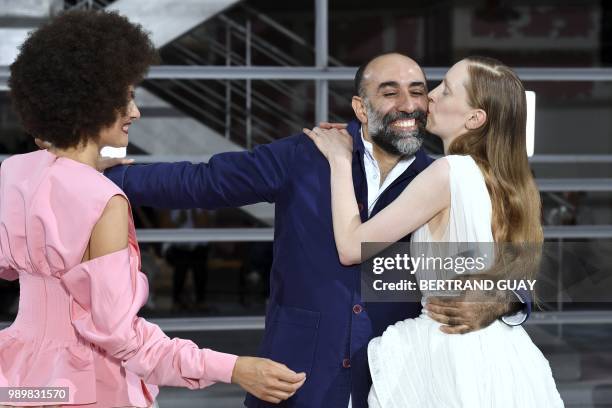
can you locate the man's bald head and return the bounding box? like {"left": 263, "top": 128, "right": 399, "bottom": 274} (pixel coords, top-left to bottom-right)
{"left": 353, "top": 53, "right": 425, "bottom": 97}
{"left": 351, "top": 53, "right": 429, "bottom": 157}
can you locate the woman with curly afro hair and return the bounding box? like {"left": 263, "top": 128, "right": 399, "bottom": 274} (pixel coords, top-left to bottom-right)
{"left": 0, "top": 10, "right": 305, "bottom": 408}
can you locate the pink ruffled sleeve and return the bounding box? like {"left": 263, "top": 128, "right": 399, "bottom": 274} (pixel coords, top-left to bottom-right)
{"left": 0, "top": 256, "right": 18, "bottom": 281}
{"left": 59, "top": 248, "right": 238, "bottom": 388}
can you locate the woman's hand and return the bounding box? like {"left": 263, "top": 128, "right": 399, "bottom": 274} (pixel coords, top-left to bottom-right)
{"left": 303, "top": 127, "right": 353, "bottom": 163}
{"left": 96, "top": 156, "right": 134, "bottom": 172}
{"left": 317, "top": 121, "right": 347, "bottom": 130}
{"left": 34, "top": 137, "right": 133, "bottom": 172}
{"left": 232, "top": 356, "right": 306, "bottom": 404}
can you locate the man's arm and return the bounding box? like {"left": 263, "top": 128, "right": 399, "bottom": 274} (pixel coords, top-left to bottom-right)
{"left": 105, "top": 135, "right": 298, "bottom": 209}
{"left": 425, "top": 289, "right": 531, "bottom": 334}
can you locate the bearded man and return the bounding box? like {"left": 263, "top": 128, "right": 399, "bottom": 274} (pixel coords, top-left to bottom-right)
{"left": 105, "top": 53, "right": 529, "bottom": 408}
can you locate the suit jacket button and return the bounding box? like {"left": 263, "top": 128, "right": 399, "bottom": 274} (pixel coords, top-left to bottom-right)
{"left": 342, "top": 358, "right": 351, "bottom": 368}
{"left": 353, "top": 304, "right": 363, "bottom": 314}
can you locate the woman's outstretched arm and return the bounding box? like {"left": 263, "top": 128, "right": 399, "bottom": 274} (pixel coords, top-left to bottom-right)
{"left": 67, "top": 195, "right": 305, "bottom": 404}
{"left": 304, "top": 127, "right": 450, "bottom": 265}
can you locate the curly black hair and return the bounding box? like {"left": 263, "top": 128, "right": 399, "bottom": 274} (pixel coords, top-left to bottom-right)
{"left": 9, "top": 10, "right": 158, "bottom": 149}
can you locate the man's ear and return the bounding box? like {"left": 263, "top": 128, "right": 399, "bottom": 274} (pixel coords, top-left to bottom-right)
{"left": 466, "top": 109, "right": 487, "bottom": 130}
{"left": 352, "top": 96, "right": 368, "bottom": 124}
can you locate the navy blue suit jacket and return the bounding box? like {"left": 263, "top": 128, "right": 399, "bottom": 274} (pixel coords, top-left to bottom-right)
{"left": 106, "top": 120, "right": 530, "bottom": 407}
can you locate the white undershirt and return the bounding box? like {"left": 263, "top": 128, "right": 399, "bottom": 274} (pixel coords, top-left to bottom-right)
{"left": 360, "top": 128, "right": 415, "bottom": 216}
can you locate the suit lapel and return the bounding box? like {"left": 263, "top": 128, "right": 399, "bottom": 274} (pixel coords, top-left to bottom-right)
{"left": 346, "top": 120, "right": 369, "bottom": 222}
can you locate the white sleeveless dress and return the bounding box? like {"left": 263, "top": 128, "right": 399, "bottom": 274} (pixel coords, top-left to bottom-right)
{"left": 367, "top": 155, "right": 564, "bottom": 407}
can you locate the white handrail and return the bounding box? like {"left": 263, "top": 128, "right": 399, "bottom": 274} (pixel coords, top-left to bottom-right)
{"left": 3, "top": 66, "right": 612, "bottom": 83}
{"left": 1, "top": 311, "right": 611, "bottom": 332}
{"left": 4, "top": 154, "right": 612, "bottom": 164}
{"left": 130, "top": 226, "right": 612, "bottom": 242}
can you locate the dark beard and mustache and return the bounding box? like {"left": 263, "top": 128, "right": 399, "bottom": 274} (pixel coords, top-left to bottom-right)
{"left": 365, "top": 102, "right": 427, "bottom": 157}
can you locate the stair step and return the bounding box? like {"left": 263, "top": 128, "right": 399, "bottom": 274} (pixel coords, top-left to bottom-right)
{"left": 549, "top": 352, "right": 583, "bottom": 381}
{"left": 558, "top": 379, "right": 612, "bottom": 407}
{"left": 526, "top": 325, "right": 583, "bottom": 381}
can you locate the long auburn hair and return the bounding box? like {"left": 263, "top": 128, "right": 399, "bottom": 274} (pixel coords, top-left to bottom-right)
{"left": 448, "top": 56, "right": 543, "bottom": 244}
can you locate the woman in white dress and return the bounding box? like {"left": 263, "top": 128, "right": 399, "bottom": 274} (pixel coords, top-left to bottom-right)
{"left": 304, "top": 56, "right": 564, "bottom": 407}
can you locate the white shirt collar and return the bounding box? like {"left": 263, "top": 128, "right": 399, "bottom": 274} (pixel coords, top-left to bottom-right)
{"left": 359, "top": 126, "right": 416, "bottom": 216}
{"left": 359, "top": 126, "right": 415, "bottom": 166}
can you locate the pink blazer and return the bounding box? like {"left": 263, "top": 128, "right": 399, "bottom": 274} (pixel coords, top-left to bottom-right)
{"left": 0, "top": 150, "right": 237, "bottom": 407}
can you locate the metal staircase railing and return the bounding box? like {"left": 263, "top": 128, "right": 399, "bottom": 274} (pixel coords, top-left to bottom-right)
{"left": 63, "top": 0, "right": 335, "bottom": 147}
{"left": 142, "top": 2, "right": 350, "bottom": 149}
{"left": 62, "top": 0, "right": 440, "bottom": 152}
{"left": 63, "top": 0, "right": 114, "bottom": 10}
{"left": 165, "top": 40, "right": 320, "bottom": 139}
